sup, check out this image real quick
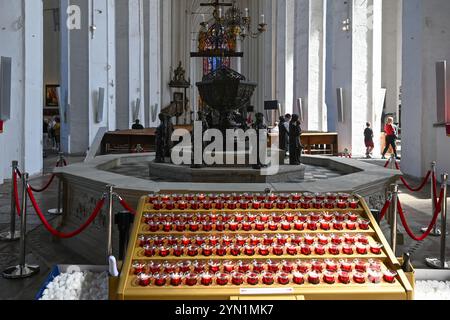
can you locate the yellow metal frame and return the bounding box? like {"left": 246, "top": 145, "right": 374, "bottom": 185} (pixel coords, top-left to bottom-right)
{"left": 116, "top": 194, "right": 414, "bottom": 300}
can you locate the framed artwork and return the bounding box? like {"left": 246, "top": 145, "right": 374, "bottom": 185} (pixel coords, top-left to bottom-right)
{"left": 174, "top": 92, "right": 184, "bottom": 102}
{"left": 46, "top": 85, "right": 60, "bottom": 107}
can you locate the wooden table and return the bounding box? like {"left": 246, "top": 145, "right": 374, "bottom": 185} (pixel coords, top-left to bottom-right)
{"left": 101, "top": 126, "right": 192, "bottom": 155}
{"left": 300, "top": 132, "right": 338, "bottom": 156}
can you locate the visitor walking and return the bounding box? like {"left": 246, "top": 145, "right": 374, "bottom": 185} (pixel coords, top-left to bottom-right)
{"left": 381, "top": 117, "right": 399, "bottom": 159}
{"left": 54, "top": 117, "right": 61, "bottom": 152}
{"left": 364, "top": 122, "right": 374, "bottom": 159}
{"left": 43, "top": 119, "right": 48, "bottom": 158}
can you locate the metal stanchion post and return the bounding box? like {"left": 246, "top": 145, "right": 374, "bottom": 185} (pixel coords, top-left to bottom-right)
{"left": 422, "top": 161, "right": 441, "bottom": 236}
{"left": 390, "top": 184, "right": 399, "bottom": 256}
{"left": 2, "top": 173, "right": 40, "bottom": 279}
{"left": 107, "top": 185, "right": 115, "bottom": 258}
{"left": 390, "top": 154, "right": 396, "bottom": 170}
{"left": 425, "top": 174, "right": 449, "bottom": 269}
{"left": 0, "top": 161, "right": 21, "bottom": 241}
{"left": 48, "top": 153, "right": 64, "bottom": 216}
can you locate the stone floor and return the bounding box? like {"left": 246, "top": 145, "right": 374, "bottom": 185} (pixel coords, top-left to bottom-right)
{"left": 0, "top": 152, "right": 449, "bottom": 299}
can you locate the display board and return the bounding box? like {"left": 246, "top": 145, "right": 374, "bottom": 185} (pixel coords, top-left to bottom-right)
{"left": 117, "top": 193, "right": 413, "bottom": 300}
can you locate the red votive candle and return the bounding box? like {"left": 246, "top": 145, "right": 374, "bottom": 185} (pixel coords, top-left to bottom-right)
{"left": 315, "top": 244, "right": 326, "bottom": 256}
{"left": 247, "top": 213, "right": 257, "bottom": 222}
{"left": 252, "top": 201, "right": 262, "bottom": 210}
{"left": 291, "top": 235, "right": 303, "bottom": 245}
{"left": 338, "top": 271, "right": 351, "bottom": 284}
{"left": 250, "top": 235, "right": 261, "bottom": 246}
{"left": 255, "top": 221, "right": 265, "bottom": 231}
{"left": 301, "top": 244, "right": 312, "bottom": 256}
{"left": 215, "top": 221, "right": 225, "bottom": 232}
{"left": 263, "top": 234, "right": 275, "bottom": 246}
{"left": 348, "top": 199, "right": 359, "bottom": 209}
{"left": 346, "top": 221, "right": 357, "bottom": 230}
{"left": 138, "top": 274, "right": 151, "bottom": 287}
{"left": 216, "top": 273, "right": 230, "bottom": 286}
{"left": 162, "top": 222, "right": 172, "bottom": 233}
{"left": 312, "top": 201, "right": 323, "bottom": 209}
{"left": 272, "top": 245, "right": 284, "bottom": 256}
{"left": 324, "top": 201, "right": 335, "bottom": 209}
{"left": 223, "top": 260, "right": 235, "bottom": 273}
{"left": 383, "top": 270, "right": 397, "bottom": 283}
{"left": 202, "top": 201, "right": 212, "bottom": 210}
{"left": 320, "top": 220, "right": 331, "bottom": 231}
{"left": 344, "top": 234, "right": 356, "bottom": 244}
{"left": 268, "top": 221, "right": 279, "bottom": 231}
{"left": 196, "top": 193, "right": 206, "bottom": 202}
{"left": 252, "top": 260, "right": 265, "bottom": 273}
{"left": 221, "top": 194, "right": 231, "bottom": 201}
{"left": 276, "top": 234, "right": 289, "bottom": 245}
{"left": 276, "top": 201, "right": 287, "bottom": 210}
{"left": 259, "top": 213, "right": 270, "bottom": 222}
{"left": 174, "top": 221, "right": 186, "bottom": 233}
{"left": 368, "top": 270, "right": 382, "bottom": 284}
{"left": 262, "top": 272, "right": 275, "bottom": 285}
{"left": 159, "top": 246, "right": 171, "bottom": 257}
{"left": 267, "top": 260, "right": 280, "bottom": 273}
{"left": 339, "top": 259, "right": 353, "bottom": 272}
{"left": 272, "top": 213, "right": 283, "bottom": 223}
{"left": 311, "top": 260, "right": 324, "bottom": 272}
{"left": 277, "top": 272, "right": 290, "bottom": 285}
{"left": 282, "top": 260, "right": 294, "bottom": 273}
{"left": 167, "top": 236, "right": 179, "bottom": 246}
{"left": 336, "top": 200, "right": 347, "bottom": 209}
{"left": 356, "top": 243, "right": 368, "bottom": 255}
{"left": 138, "top": 235, "right": 148, "bottom": 247}
{"left": 144, "top": 245, "right": 156, "bottom": 257}
{"left": 368, "top": 259, "right": 382, "bottom": 272}
{"left": 326, "top": 193, "right": 338, "bottom": 201}
{"left": 173, "top": 245, "right": 185, "bottom": 257}
{"left": 325, "top": 259, "right": 338, "bottom": 272}
{"left": 194, "top": 261, "right": 206, "bottom": 274}
{"left": 294, "top": 221, "right": 305, "bottom": 231}
{"left": 170, "top": 273, "right": 183, "bottom": 287}
{"left": 323, "top": 271, "right": 336, "bottom": 285}
{"left": 323, "top": 212, "right": 334, "bottom": 222}
{"left": 246, "top": 272, "right": 259, "bottom": 285}
{"left": 358, "top": 219, "right": 370, "bottom": 231}
{"left": 202, "top": 244, "right": 213, "bottom": 257}
{"left": 315, "top": 193, "right": 326, "bottom": 201}
{"left": 133, "top": 262, "right": 146, "bottom": 275}
{"left": 148, "top": 221, "right": 160, "bottom": 233}
{"left": 228, "top": 221, "right": 239, "bottom": 232}
{"left": 357, "top": 234, "right": 369, "bottom": 245}
{"left": 317, "top": 234, "right": 329, "bottom": 245}
{"left": 209, "top": 235, "right": 219, "bottom": 246}
{"left": 342, "top": 244, "right": 354, "bottom": 255}
{"left": 208, "top": 260, "right": 221, "bottom": 273}
{"left": 307, "top": 221, "right": 318, "bottom": 231}
{"left": 288, "top": 201, "right": 299, "bottom": 209}
{"left": 353, "top": 272, "right": 366, "bottom": 284}
{"left": 304, "top": 234, "right": 315, "bottom": 245}
{"left": 147, "top": 194, "right": 158, "bottom": 202}
{"left": 185, "top": 273, "right": 198, "bottom": 287}
{"left": 178, "top": 261, "right": 191, "bottom": 273}
{"left": 354, "top": 259, "right": 368, "bottom": 273}
{"left": 339, "top": 193, "right": 350, "bottom": 201}
{"left": 187, "top": 245, "right": 199, "bottom": 257}
{"left": 232, "top": 193, "right": 242, "bottom": 201}
{"left": 291, "top": 193, "right": 301, "bottom": 201}
{"left": 148, "top": 261, "right": 161, "bottom": 274}
{"left": 165, "top": 201, "right": 175, "bottom": 211}
{"left": 300, "top": 201, "right": 312, "bottom": 209}
{"left": 308, "top": 271, "right": 320, "bottom": 285}
{"left": 310, "top": 212, "right": 321, "bottom": 222}
{"left": 208, "top": 193, "right": 218, "bottom": 201}
{"left": 264, "top": 201, "right": 274, "bottom": 210}
{"left": 189, "top": 201, "right": 199, "bottom": 210}
{"left": 281, "top": 221, "right": 291, "bottom": 231}
{"left": 293, "top": 271, "right": 305, "bottom": 285}
{"left": 244, "top": 245, "right": 256, "bottom": 256}
{"left": 335, "top": 212, "right": 346, "bottom": 222}
{"left": 328, "top": 245, "right": 340, "bottom": 255}
{"left": 214, "top": 200, "right": 225, "bottom": 210}
{"left": 236, "top": 235, "right": 247, "bottom": 246}
{"left": 200, "top": 272, "right": 213, "bottom": 286}
{"left": 227, "top": 201, "right": 237, "bottom": 210}
{"left": 286, "top": 244, "right": 298, "bottom": 256}
{"left": 370, "top": 243, "right": 383, "bottom": 255}
{"left": 154, "top": 273, "right": 167, "bottom": 287}
{"left": 333, "top": 220, "right": 344, "bottom": 231}
{"left": 348, "top": 213, "right": 358, "bottom": 222}
{"left": 234, "top": 213, "right": 244, "bottom": 223}
{"left": 152, "top": 201, "right": 163, "bottom": 210}
{"left": 230, "top": 245, "right": 242, "bottom": 256}
{"left": 189, "top": 221, "right": 200, "bottom": 232}
{"left": 181, "top": 236, "right": 191, "bottom": 246}
{"left": 232, "top": 272, "right": 245, "bottom": 286}
{"left": 303, "top": 193, "right": 314, "bottom": 201}
{"left": 202, "top": 221, "right": 213, "bottom": 232}
{"left": 244, "top": 193, "right": 254, "bottom": 201}
{"left": 296, "top": 260, "right": 310, "bottom": 274}
{"left": 222, "top": 235, "right": 233, "bottom": 246}
{"left": 267, "top": 194, "right": 277, "bottom": 202}
{"left": 331, "top": 234, "right": 343, "bottom": 245}
{"left": 242, "top": 221, "right": 252, "bottom": 232}
{"left": 160, "top": 194, "right": 170, "bottom": 203}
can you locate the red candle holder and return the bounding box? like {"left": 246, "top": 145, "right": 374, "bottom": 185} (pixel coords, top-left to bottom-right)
{"left": 293, "top": 271, "right": 305, "bottom": 285}
{"left": 307, "top": 221, "right": 318, "bottom": 231}
{"left": 331, "top": 234, "right": 343, "bottom": 245}
{"left": 208, "top": 193, "right": 218, "bottom": 201}
{"left": 281, "top": 221, "right": 291, "bottom": 231}
{"left": 167, "top": 236, "right": 179, "bottom": 246}
{"left": 195, "top": 236, "right": 205, "bottom": 246}
{"left": 294, "top": 221, "right": 305, "bottom": 231}
{"left": 184, "top": 194, "right": 195, "bottom": 201}
{"left": 259, "top": 213, "right": 270, "bottom": 222}
{"left": 255, "top": 221, "right": 265, "bottom": 231}
{"left": 173, "top": 221, "right": 185, "bottom": 232}
{"left": 216, "top": 273, "right": 230, "bottom": 286}
{"left": 250, "top": 235, "right": 261, "bottom": 246}
{"left": 242, "top": 221, "right": 252, "bottom": 232}
{"left": 258, "top": 245, "right": 270, "bottom": 256}
{"left": 170, "top": 273, "right": 183, "bottom": 287}
{"left": 165, "top": 201, "right": 175, "bottom": 211}
{"left": 336, "top": 200, "right": 347, "bottom": 209}
{"left": 148, "top": 221, "right": 160, "bottom": 233}
{"left": 383, "top": 270, "right": 397, "bottom": 283}
{"left": 264, "top": 201, "right": 274, "bottom": 210}
{"left": 291, "top": 235, "right": 303, "bottom": 245}
{"left": 348, "top": 199, "right": 359, "bottom": 209}
{"left": 189, "top": 201, "right": 200, "bottom": 210}
{"left": 291, "top": 193, "right": 301, "bottom": 201}
{"left": 358, "top": 219, "right": 370, "bottom": 230}
{"left": 173, "top": 245, "right": 185, "bottom": 257}
{"left": 187, "top": 245, "right": 199, "bottom": 257}
{"left": 276, "top": 234, "right": 289, "bottom": 245}
{"left": 312, "top": 201, "right": 323, "bottom": 209}
{"left": 231, "top": 272, "right": 245, "bottom": 286}
{"left": 301, "top": 244, "right": 312, "bottom": 256}
{"left": 209, "top": 235, "right": 219, "bottom": 246}
{"left": 214, "top": 200, "right": 225, "bottom": 210}
{"left": 267, "top": 260, "right": 280, "bottom": 273}
{"left": 286, "top": 244, "right": 298, "bottom": 256}
{"left": 202, "top": 244, "right": 214, "bottom": 257}
{"left": 339, "top": 193, "right": 350, "bottom": 201}
{"left": 152, "top": 201, "right": 163, "bottom": 211}
{"left": 357, "top": 234, "right": 369, "bottom": 245}
{"left": 326, "top": 193, "right": 338, "bottom": 201}
{"left": 178, "top": 261, "right": 191, "bottom": 273}
{"left": 252, "top": 260, "right": 265, "bottom": 273}
{"left": 138, "top": 235, "right": 148, "bottom": 247}
{"left": 308, "top": 271, "right": 320, "bottom": 285}
{"left": 227, "top": 201, "right": 237, "bottom": 210}
{"left": 208, "top": 260, "right": 221, "bottom": 273}
{"left": 296, "top": 260, "right": 310, "bottom": 274}
{"left": 347, "top": 213, "right": 358, "bottom": 222}
{"left": 323, "top": 271, "right": 336, "bottom": 285}
{"left": 339, "top": 259, "right": 353, "bottom": 272}
{"left": 368, "top": 259, "right": 382, "bottom": 272}
{"left": 356, "top": 243, "right": 368, "bottom": 255}
{"left": 133, "top": 262, "right": 146, "bottom": 275}
{"left": 346, "top": 221, "right": 357, "bottom": 230}
{"left": 303, "top": 193, "right": 314, "bottom": 201}
{"left": 317, "top": 234, "right": 329, "bottom": 245}
{"left": 310, "top": 213, "right": 321, "bottom": 222}
{"left": 338, "top": 271, "right": 350, "bottom": 284}
{"left": 194, "top": 261, "right": 206, "bottom": 274}
{"left": 324, "top": 201, "right": 335, "bottom": 209}
{"left": 304, "top": 234, "right": 315, "bottom": 245}
{"left": 200, "top": 272, "right": 213, "bottom": 286}
{"left": 181, "top": 236, "right": 191, "bottom": 246}
{"left": 271, "top": 213, "right": 282, "bottom": 223}
{"left": 189, "top": 221, "right": 200, "bottom": 232}
{"left": 162, "top": 222, "right": 173, "bottom": 233}
{"left": 332, "top": 220, "right": 344, "bottom": 231}
{"left": 234, "top": 213, "right": 244, "bottom": 223}
{"left": 268, "top": 221, "right": 279, "bottom": 231}
{"left": 228, "top": 221, "right": 239, "bottom": 232}
{"left": 247, "top": 213, "right": 257, "bottom": 222}
{"left": 148, "top": 261, "right": 161, "bottom": 274}
{"left": 143, "top": 214, "right": 153, "bottom": 224}
{"left": 354, "top": 259, "right": 368, "bottom": 273}
{"left": 252, "top": 201, "right": 262, "bottom": 210}
{"left": 282, "top": 260, "right": 294, "bottom": 273}
{"left": 311, "top": 260, "right": 324, "bottom": 272}
{"left": 202, "top": 221, "right": 213, "bottom": 232}
{"left": 342, "top": 244, "right": 354, "bottom": 255}
{"left": 221, "top": 194, "right": 231, "bottom": 201}
{"left": 244, "top": 245, "right": 256, "bottom": 256}
{"left": 277, "top": 272, "right": 290, "bottom": 285}
{"left": 154, "top": 273, "right": 168, "bottom": 287}
{"left": 353, "top": 272, "right": 366, "bottom": 284}
{"left": 335, "top": 212, "right": 347, "bottom": 222}
{"left": 288, "top": 201, "right": 299, "bottom": 210}
{"left": 236, "top": 261, "right": 250, "bottom": 273}
{"left": 275, "top": 201, "right": 286, "bottom": 210}
{"left": 209, "top": 213, "right": 218, "bottom": 223}
{"left": 263, "top": 235, "right": 275, "bottom": 246}
{"left": 232, "top": 193, "right": 242, "bottom": 201}
{"left": 160, "top": 194, "right": 170, "bottom": 203}
{"left": 197, "top": 193, "right": 206, "bottom": 202}
{"left": 328, "top": 245, "right": 340, "bottom": 256}
{"left": 144, "top": 245, "right": 156, "bottom": 257}
{"left": 202, "top": 201, "right": 212, "bottom": 210}
{"left": 300, "top": 201, "right": 312, "bottom": 209}
{"left": 246, "top": 272, "right": 259, "bottom": 285}
{"left": 314, "top": 244, "right": 326, "bottom": 256}
{"left": 222, "top": 236, "right": 233, "bottom": 246}
{"left": 244, "top": 193, "right": 254, "bottom": 201}
{"left": 262, "top": 272, "right": 275, "bottom": 285}
{"left": 159, "top": 246, "right": 171, "bottom": 257}
{"left": 138, "top": 274, "right": 151, "bottom": 287}
{"left": 315, "top": 193, "right": 326, "bottom": 201}
{"left": 223, "top": 260, "right": 235, "bottom": 273}
{"left": 344, "top": 234, "right": 356, "bottom": 244}
{"left": 215, "top": 221, "right": 226, "bottom": 232}
{"left": 147, "top": 194, "right": 159, "bottom": 202}
{"left": 370, "top": 243, "right": 383, "bottom": 255}
{"left": 320, "top": 220, "right": 331, "bottom": 231}
{"left": 215, "top": 245, "right": 228, "bottom": 256}
{"left": 236, "top": 235, "right": 247, "bottom": 246}
{"left": 323, "top": 212, "right": 334, "bottom": 222}
{"left": 368, "top": 270, "right": 382, "bottom": 284}
{"left": 272, "top": 245, "right": 284, "bottom": 256}
{"left": 325, "top": 259, "right": 338, "bottom": 272}
{"left": 230, "top": 245, "right": 242, "bottom": 256}
{"left": 185, "top": 273, "right": 198, "bottom": 287}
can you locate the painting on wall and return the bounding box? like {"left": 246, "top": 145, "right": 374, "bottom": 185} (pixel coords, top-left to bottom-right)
{"left": 45, "top": 85, "right": 60, "bottom": 107}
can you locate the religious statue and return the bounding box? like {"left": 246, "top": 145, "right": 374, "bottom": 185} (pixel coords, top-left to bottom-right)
{"left": 173, "top": 61, "right": 187, "bottom": 84}
{"left": 289, "top": 114, "right": 303, "bottom": 165}
{"left": 252, "top": 113, "right": 268, "bottom": 169}
{"left": 155, "top": 113, "right": 174, "bottom": 163}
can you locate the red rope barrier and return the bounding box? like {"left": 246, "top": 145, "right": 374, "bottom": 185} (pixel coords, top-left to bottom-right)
{"left": 384, "top": 159, "right": 391, "bottom": 168}
{"left": 395, "top": 161, "right": 400, "bottom": 170}
{"left": 27, "top": 186, "right": 106, "bottom": 239}
{"left": 397, "top": 187, "right": 445, "bottom": 241}
{"left": 400, "top": 171, "right": 432, "bottom": 193}
{"left": 29, "top": 174, "right": 56, "bottom": 193}
{"left": 379, "top": 199, "right": 392, "bottom": 221}
{"left": 119, "top": 199, "right": 136, "bottom": 215}
{"left": 13, "top": 170, "right": 21, "bottom": 216}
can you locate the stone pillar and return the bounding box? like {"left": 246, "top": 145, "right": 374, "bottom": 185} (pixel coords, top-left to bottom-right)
{"left": 402, "top": 0, "right": 450, "bottom": 179}
{"left": 0, "top": 0, "right": 43, "bottom": 182}
{"left": 294, "top": 0, "right": 327, "bottom": 132}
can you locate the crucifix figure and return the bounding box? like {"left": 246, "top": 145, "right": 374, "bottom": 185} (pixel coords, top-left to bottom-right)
{"left": 200, "top": 0, "right": 233, "bottom": 18}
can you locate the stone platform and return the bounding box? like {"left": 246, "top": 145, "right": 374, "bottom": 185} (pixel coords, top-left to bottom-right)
{"left": 148, "top": 162, "right": 306, "bottom": 183}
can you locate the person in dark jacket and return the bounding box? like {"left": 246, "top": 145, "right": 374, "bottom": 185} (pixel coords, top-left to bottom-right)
{"left": 278, "top": 116, "right": 288, "bottom": 151}
{"left": 289, "top": 114, "right": 302, "bottom": 165}
{"left": 132, "top": 119, "right": 144, "bottom": 130}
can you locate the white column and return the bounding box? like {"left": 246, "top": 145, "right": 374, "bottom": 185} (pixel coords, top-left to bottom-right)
{"left": 160, "top": 0, "right": 172, "bottom": 109}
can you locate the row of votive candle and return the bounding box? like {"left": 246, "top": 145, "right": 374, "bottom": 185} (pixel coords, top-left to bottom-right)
{"left": 138, "top": 233, "right": 372, "bottom": 248}
{"left": 141, "top": 242, "right": 384, "bottom": 257}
